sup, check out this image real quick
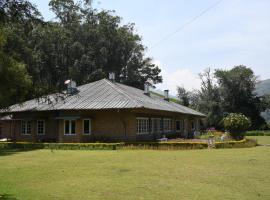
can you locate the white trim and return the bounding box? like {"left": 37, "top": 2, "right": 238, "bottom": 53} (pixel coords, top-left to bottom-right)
{"left": 64, "top": 120, "right": 76, "bottom": 135}
{"left": 21, "top": 120, "right": 31, "bottom": 135}
{"left": 37, "top": 120, "right": 45, "bottom": 135}
{"left": 136, "top": 117, "right": 149, "bottom": 135}
{"left": 83, "top": 119, "right": 92, "bottom": 135}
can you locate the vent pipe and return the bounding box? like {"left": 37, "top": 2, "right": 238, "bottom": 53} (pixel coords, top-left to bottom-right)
{"left": 109, "top": 72, "right": 115, "bottom": 82}
{"left": 164, "top": 90, "right": 169, "bottom": 101}
{"left": 65, "top": 79, "right": 78, "bottom": 95}
{"left": 144, "top": 82, "right": 150, "bottom": 95}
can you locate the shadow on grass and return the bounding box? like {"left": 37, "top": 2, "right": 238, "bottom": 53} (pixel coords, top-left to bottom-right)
{"left": 0, "top": 194, "right": 18, "bottom": 200}
{"left": 0, "top": 149, "right": 40, "bottom": 157}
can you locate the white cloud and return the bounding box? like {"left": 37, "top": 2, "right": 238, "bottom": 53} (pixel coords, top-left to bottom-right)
{"left": 154, "top": 60, "right": 201, "bottom": 95}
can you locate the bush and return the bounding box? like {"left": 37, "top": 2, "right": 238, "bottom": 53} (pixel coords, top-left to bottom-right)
{"left": 223, "top": 113, "right": 251, "bottom": 140}
{"left": 215, "top": 138, "right": 257, "bottom": 148}
{"left": 244, "top": 130, "right": 270, "bottom": 136}
{"left": 0, "top": 140, "right": 257, "bottom": 151}
{"left": 124, "top": 142, "right": 208, "bottom": 150}
{"left": 0, "top": 142, "right": 124, "bottom": 150}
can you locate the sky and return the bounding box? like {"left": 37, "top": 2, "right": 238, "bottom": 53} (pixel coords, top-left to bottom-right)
{"left": 30, "top": 0, "right": 270, "bottom": 95}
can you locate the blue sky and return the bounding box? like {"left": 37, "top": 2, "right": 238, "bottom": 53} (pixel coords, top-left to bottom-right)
{"left": 30, "top": 0, "right": 270, "bottom": 94}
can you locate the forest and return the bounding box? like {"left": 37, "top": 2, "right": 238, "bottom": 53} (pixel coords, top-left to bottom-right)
{"left": 0, "top": 0, "right": 162, "bottom": 108}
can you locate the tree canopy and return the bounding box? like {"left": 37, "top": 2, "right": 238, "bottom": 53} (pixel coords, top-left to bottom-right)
{"left": 0, "top": 0, "right": 162, "bottom": 108}
{"left": 177, "top": 66, "right": 267, "bottom": 129}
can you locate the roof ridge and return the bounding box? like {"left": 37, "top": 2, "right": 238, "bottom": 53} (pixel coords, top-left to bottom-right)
{"left": 103, "top": 79, "right": 142, "bottom": 108}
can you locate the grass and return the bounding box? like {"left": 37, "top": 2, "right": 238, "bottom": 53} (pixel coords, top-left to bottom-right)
{"left": 247, "top": 136, "right": 270, "bottom": 145}
{"left": 1, "top": 148, "right": 270, "bottom": 200}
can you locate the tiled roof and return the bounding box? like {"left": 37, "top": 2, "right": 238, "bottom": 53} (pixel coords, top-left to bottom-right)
{"left": 1, "top": 79, "right": 205, "bottom": 117}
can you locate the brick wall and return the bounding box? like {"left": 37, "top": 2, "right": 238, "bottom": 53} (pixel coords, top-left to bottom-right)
{"left": 1, "top": 109, "right": 203, "bottom": 142}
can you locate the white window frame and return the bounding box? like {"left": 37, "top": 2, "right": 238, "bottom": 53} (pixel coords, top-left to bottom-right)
{"left": 21, "top": 120, "right": 31, "bottom": 135}
{"left": 136, "top": 117, "right": 149, "bottom": 135}
{"left": 163, "top": 118, "right": 172, "bottom": 133}
{"left": 64, "top": 120, "right": 76, "bottom": 135}
{"left": 37, "top": 120, "right": 45, "bottom": 135}
{"left": 175, "top": 119, "right": 184, "bottom": 132}
{"left": 151, "top": 118, "right": 162, "bottom": 134}
{"left": 83, "top": 119, "right": 91, "bottom": 135}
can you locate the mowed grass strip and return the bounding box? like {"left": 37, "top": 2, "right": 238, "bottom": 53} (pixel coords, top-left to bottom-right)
{"left": 0, "top": 147, "right": 270, "bottom": 200}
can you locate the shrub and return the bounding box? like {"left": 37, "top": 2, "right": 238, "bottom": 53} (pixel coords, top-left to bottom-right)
{"left": 223, "top": 113, "right": 251, "bottom": 140}
{"left": 0, "top": 140, "right": 257, "bottom": 151}
{"left": 0, "top": 142, "right": 124, "bottom": 150}
{"left": 215, "top": 138, "right": 257, "bottom": 148}
{"left": 244, "top": 130, "right": 270, "bottom": 136}
{"left": 124, "top": 142, "right": 208, "bottom": 150}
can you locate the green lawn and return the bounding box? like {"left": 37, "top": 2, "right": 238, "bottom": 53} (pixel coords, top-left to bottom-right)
{"left": 1, "top": 147, "right": 270, "bottom": 200}
{"left": 247, "top": 136, "right": 270, "bottom": 145}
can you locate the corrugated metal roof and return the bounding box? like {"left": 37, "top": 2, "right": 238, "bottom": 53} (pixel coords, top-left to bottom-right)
{"left": 1, "top": 79, "right": 205, "bottom": 117}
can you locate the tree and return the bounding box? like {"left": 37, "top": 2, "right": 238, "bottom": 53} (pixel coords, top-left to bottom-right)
{"left": 0, "top": 0, "right": 162, "bottom": 108}
{"left": 0, "top": 29, "right": 31, "bottom": 108}
{"left": 197, "top": 68, "right": 223, "bottom": 128}
{"left": 177, "top": 86, "right": 190, "bottom": 106}
{"left": 215, "top": 65, "right": 265, "bottom": 129}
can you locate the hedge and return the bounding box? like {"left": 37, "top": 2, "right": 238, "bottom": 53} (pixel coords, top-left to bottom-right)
{"left": 0, "top": 142, "right": 124, "bottom": 150}
{"left": 0, "top": 139, "right": 257, "bottom": 150}
{"left": 244, "top": 130, "right": 270, "bottom": 136}
{"left": 215, "top": 138, "right": 257, "bottom": 148}
{"left": 124, "top": 142, "right": 208, "bottom": 150}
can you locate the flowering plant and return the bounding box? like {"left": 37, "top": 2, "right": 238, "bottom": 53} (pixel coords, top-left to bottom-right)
{"left": 223, "top": 113, "right": 251, "bottom": 140}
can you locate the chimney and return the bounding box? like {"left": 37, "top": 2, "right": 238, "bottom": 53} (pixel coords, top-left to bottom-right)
{"left": 65, "top": 79, "right": 78, "bottom": 95}
{"left": 109, "top": 72, "right": 115, "bottom": 82}
{"left": 144, "top": 82, "right": 150, "bottom": 95}
{"left": 164, "top": 90, "right": 169, "bottom": 101}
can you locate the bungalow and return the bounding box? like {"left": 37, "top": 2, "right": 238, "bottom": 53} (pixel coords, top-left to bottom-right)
{"left": 0, "top": 76, "right": 205, "bottom": 142}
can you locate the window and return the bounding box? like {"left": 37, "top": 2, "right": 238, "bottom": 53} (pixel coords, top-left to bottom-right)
{"left": 136, "top": 118, "right": 149, "bottom": 134}
{"left": 83, "top": 119, "right": 91, "bottom": 134}
{"left": 176, "top": 120, "right": 184, "bottom": 132}
{"left": 64, "top": 120, "right": 76, "bottom": 135}
{"left": 37, "top": 120, "right": 45, "bottom": 135}
{"left": 0, "top": 122, "right": 2, "bottom": 135}
{"left": 21, "top": 120, "right": 31, "bottom": 135}
{"left": 163, "top": 118, "right": 172, "bottom": 133}
{"left": 151, "top": 118, "right": 162, "bottom": 133}
{"left": 191, "top": 121, "right": 195, "bottom": 130}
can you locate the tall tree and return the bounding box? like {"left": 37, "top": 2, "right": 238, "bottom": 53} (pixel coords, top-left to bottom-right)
{"left": 0, "top": 28, "right": 31, "bottom": 108}
{"left": 0, "top": 0, "right": 162, "bottom": 108}
{"left": 215, "top": 65, "right": 265, "bottom": 128}
{"left": 197, "top": 68, "right": 223, "bottom": 127}
{"left": 177, "top": 86, "right": 190, "bottom": 107}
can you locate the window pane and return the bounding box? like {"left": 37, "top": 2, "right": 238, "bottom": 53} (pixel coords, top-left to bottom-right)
{"left": 71, "top": 120, "right": 76, "bottom": 134}
{"left": 37, "top": 121, "right": 45, "bottom": 135}
{"left": 26, "top": 121, "right": 31, "bottom": 134}
{"left": 176, "top": 121, "right": 180, "bottom": 130}
{"left": 137, "top": 118, "right": 149, "bottom": 134}
{"left": 65, "top": 120, "right": 70, "bottom": 134}
{"left": 84, "top": 120, "right": 90, "bottom": 134}
{"left": 21, "top": 121, "right": 26, "bottom": 134}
